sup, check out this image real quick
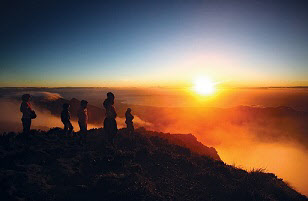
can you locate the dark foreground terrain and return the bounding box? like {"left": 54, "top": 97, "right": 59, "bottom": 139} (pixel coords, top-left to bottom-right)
{"left": 0, "top": 128, "right": 306, "bottom": 201}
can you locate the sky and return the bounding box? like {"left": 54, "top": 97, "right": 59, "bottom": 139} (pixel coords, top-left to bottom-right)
{"left": 0, "top": 0, "right": 308, "bottom": 87}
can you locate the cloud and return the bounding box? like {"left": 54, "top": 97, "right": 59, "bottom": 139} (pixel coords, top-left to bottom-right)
{"left": 34, "top": 92, "right": 63, "bottom": 101}
{"left": 0, "top": 90, "right": 63, "bottom": 101}
{"left": 116, "top": 115, "right": 153, "bottom": 129}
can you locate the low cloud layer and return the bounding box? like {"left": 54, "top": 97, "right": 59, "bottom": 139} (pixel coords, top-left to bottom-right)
{"left": 33, "top": 92, "right": 63, "bottom": 101}
{"left": 133, "top": 107, "right": 308, "bottom": 195}
{"left": 116, "top": 115, "right": 153, "bottom": 129}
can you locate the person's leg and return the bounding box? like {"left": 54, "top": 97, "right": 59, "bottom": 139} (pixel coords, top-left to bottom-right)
{"left": 78, "top": 122, "right": 86, "bottom": 132}
{"left": 22, "top": 118, "right": 31, "bottom": 133}
{"left": 106, "top": 120, "right": 112, "bottom": 143}
{"left": 28, "top": 119, "right": 31, "bottom": 132}
{"left": 104, "top": 118, "right": 108, "bottom": 132}
{"left": 128, "top": 123, "right": 134, "bottom": 134}
{"left": 127, "top": 123, "right": 134, "bottom": 134}
{"left": 80, "top": 123, "right": 87, "bottom": 132}
{"left": 68, "top": 121, "right": 73, "bottom": 134}
{"left": 64, "top": 122, "right": 68, "bottom": 132}
{"left": 78, "top": 121, "right": 82, "bottom": 131}
{"left": 22, "top": 118, "right": 26, "bottom": 133}
{"left": 81, "top": 122, "right": 87, "bottom": 142}
{"left": 111, "top": 119, "right": 117, "bottom": 145}
{"left": 78, "top": 122, "right": 87, "bottom": 144}
{"left": 126, "top": 123, "right": 130, "bottom": 133}
{"left": 104, "top": 118, "right": 112, "bottom": 144}
{"left": 114, "top": 119, "right": 118, "bottom": 134}
{"left": 77, "top": 121, "right": 83, "bottom": 144}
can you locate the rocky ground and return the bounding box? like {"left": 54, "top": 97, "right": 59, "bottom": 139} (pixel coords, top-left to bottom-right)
{"left": 0, "top": 128, "right": 306, "bottom": 201}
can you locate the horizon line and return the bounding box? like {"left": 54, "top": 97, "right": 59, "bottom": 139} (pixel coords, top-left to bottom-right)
{"left": 1, "top": 86, "right": 308, "bottom": 89}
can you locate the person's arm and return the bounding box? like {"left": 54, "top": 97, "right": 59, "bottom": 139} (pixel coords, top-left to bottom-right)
{"left": 20, "top": 103, "right": 24, "bottom": 113}
{"left": 61, "top": 111, "right": 64, "bottom": 121}
{"left": 112, "top": 106, "right": 117, "bottom": 118}
{"left": 26, "top": 103, "right": 33, "bottom": 115}
{"left": 85, "top": 109, "right": 88, "bottom": 122}
{"left": 28, "top": 103, "right": 35, "bottom": 118}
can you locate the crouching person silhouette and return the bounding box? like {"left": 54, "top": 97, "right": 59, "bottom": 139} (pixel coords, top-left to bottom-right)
{"left": 61, "top": 103, "right": 73, "bottom": 135}
{"left": 103, "top": 92, "right": 117, "bottom": 145}
{"left": 20, "top": 94, "right": 36, "bottom": 135}
{"left": 78, "top": 100, "right": 88, "bottom": 144}
{"left": 125, "top": 108, "right": 134, "bottom": 135}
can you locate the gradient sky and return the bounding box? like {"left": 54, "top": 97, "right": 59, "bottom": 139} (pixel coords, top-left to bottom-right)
{"left": 1, "top": 0, "right": 308, "bottom": 87}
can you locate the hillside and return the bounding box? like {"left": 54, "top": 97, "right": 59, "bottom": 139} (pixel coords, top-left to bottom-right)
{"left": 0, "top": 128, "right": 306, "bottom": 201}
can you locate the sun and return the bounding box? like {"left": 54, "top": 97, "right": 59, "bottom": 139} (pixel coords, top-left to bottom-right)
{"left": 193, "top": 76, "right": 215, "bottom": 95}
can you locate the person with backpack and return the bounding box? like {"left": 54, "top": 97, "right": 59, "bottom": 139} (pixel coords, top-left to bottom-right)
{"left": 20, "top": 94, "right": 36, "bottom": 134}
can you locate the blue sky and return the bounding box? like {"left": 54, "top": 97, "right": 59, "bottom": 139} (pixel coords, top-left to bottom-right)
{"left": 0, "top": 0, "right": 308, "bottom": 87}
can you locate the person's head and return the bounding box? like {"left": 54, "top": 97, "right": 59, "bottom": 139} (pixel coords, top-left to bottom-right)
{"left": 127, "top": 108, "right": 131, "bottom": 113}
{"left": 107, "top": 92, "right": 114, "bottom": 100}
{"left": 21, "top": 94, "right": 31, "bottom": 102}
{"left": 63, "top": 103, "right": 70, "bottom": 110}
{"left": 106, "top": 92, "right": 114, "bottom": 104}
{"left": 81, "top": 100, "right": 88, "bottom": 108}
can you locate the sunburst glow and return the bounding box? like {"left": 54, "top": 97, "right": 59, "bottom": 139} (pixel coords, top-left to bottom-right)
{"left": 193, "top": 76, "right": 215, "bottom": 95}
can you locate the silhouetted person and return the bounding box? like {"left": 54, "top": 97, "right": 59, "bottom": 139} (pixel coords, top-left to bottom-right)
{"left": 78, "top": 100, "right": 88, "bottom": 132}
{"left": 20, "top": 94, "right": 36, "bottom": 134}
{"left": 125, "top": 108, "right": 134, "bottom": 134}
{"left": 103, "top": 92, "right": 117, "bottom": 145}
{"left": 61, "top": 103, "right": 73, "bottom": 135}
{"left": 77, "top": 100, "right": 88, "bottom": 145}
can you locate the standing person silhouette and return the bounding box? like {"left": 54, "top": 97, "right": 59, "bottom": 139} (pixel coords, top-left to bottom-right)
{"left": 78, "top": 100, "right": 88, "bottom": 144}
{"left": 78, "top": 100, "right": 88, "bottom": 132}
{"left": 61, "top": 103, "right": 73, "bottom": 135}
{"left": 103, "top": 92, "right": 117, "bottom": 145}
{"left": 20, "top": 94, "right": 36, "bottom": 134}
{"left": 125, "top": 108, "right": 134, "bottom": 135}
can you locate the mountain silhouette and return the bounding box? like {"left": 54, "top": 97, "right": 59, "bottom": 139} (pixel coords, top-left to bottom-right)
{"left": 0, "top": 128, "right": 306, "bottom": 201}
